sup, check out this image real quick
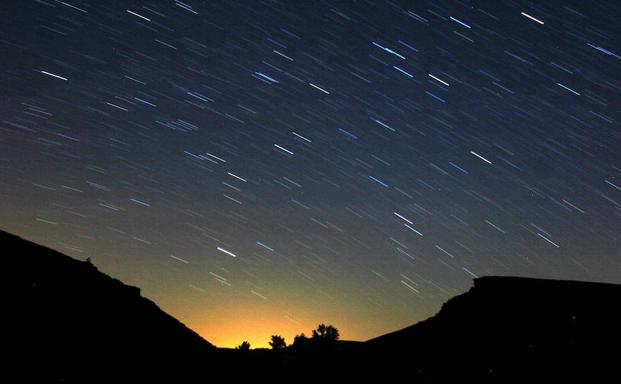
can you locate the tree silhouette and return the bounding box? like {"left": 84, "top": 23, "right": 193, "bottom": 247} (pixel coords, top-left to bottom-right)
{"left": 291, "top": 333, "right": 311, "bottom": 351}
{"left": 269, "top": 335, "right": 286, "bottom": 350}
{"left": 312, "top": 324, "right": 339, "bottom": 342}
{"left": 293, "top": 333, "right": 308, "bottom": 345}
{"left": 236, "top": 341, "right": 251, "bottom": 351}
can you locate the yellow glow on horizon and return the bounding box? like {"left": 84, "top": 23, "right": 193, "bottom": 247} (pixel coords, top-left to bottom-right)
{"left": 159, "top": 290, "right": 401, "bottom": 350}
{"left": 191, "top": 313, "right": 320, "bottom": 349}
{"left": 4, "top": 226, "right": 436, "bottom": 351}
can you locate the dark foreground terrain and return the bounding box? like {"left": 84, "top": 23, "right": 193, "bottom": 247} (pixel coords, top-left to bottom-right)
{"left": 5, "top": 230, "right": 621, "bottom": 382}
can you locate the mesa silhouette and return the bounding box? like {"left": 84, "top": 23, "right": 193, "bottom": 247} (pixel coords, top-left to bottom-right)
{"left": 360, "top": 275, "right": 621, "bottom": 382}
{"left": 5, "top": 230, "right": 621, "bottom": 382}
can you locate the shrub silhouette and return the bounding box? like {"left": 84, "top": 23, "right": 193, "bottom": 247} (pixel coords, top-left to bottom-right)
{"left": 312, "top": 324, "right": 339, "bottom": 342}
{"left": 269, "top": 335, "right": 286, "bottom": 350}
{"left": 290, "top": 333, "right": 311, "bottom": 351}
{"left": 236, "top": 341, "right": 251, "bottom": 351}
{"left": 293, "top": 333, "right": 309, "bottom": 345}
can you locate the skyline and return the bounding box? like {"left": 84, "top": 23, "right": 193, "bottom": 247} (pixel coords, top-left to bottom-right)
{"left": 1, "top": 0, "right": 620, "bottom": 348}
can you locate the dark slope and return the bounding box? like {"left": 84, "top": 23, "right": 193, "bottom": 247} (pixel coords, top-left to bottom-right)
{"left": 361, "top": 276, "right": 621, "bottom": 382}
{"left": 3, "top": 230, "right": 214, "bottom": 382}
{"left": 5, "top": 229, "right": 621, "bottom": 382}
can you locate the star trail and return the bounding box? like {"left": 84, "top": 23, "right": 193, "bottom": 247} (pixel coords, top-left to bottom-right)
{"left": 1, "top": 0, "right": 620, "bottom": 348}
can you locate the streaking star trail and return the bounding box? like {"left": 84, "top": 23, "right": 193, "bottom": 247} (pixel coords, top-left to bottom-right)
{"left": 0, "top": 0, "right": 620, "bottom": 348}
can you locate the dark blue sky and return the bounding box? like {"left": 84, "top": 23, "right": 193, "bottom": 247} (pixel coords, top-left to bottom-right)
{"left": 1, "top": 0, "right": 620, "bottom": 347}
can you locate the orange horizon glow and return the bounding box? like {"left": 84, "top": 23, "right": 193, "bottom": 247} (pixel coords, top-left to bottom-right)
{"left": 7, "top": 228, "right": 435, "bottom": 350}
{"left": 190, "top": 313, "right": 354, "bottom": 349}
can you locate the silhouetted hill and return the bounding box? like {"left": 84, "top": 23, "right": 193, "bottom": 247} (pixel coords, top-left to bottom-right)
{"left": 5, "top": 230, "right": 621, "bottom": 382}
{"left": 212, "top": 276, "right": 621, "bottom": 381}
{"left": 3, "top": 230, "right": 214, "bottom": 382}
{"left": 361, "top": 276, "right": 621, "bottom": 382}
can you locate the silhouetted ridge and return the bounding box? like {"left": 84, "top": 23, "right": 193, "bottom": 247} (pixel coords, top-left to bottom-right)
{"left": 6, "top": 229, "right": 621, "bottom": 382}
{"left": 4, "top": 230, "right": 214, "bottom": 382}
{"left": 364, "top": 275, "right": 621, "bottom": 382}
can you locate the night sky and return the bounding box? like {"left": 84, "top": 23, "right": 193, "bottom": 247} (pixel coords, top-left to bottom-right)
{"left": 1, "top": 0, "right": 620, "bottom": 348}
